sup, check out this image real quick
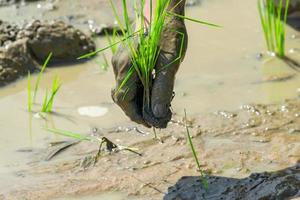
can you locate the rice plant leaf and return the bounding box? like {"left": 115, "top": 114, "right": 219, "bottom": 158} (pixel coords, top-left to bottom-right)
{"left": 27, "top": 71, "right": 32, "bottom": 112}
{"left": 167, "top": 12, "right": 221, "bottom": 28}
{"left": 184, "top": 109, "right": 208, "bottom": 189}
{"left": 33, "top": 52, "right": 53, "bottom": 102}
{"left": 46, "top": 128, "right": 93, "bottom": 141}
{"left": 44, "top": 76, "right": 61, "bottom": 113}
{"left": 77, "top": 31, "right": 140, "bottom": 60}
{"left": 41, "top": 89, "right": 49, "bottom": 112}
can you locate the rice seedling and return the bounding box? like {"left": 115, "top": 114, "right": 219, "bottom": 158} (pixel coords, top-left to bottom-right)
{"left": 101, "top": 53, "right": 110, "bottom": 71}
{"left": 27, "top": 52, "right": 61, "bottom": 113}
{"left": 27, "top": 72, "right": 32, "bottom": 112}
{"left": 105, "top": 28, "right": 119, "bottom": 55}
{"left": 184, "top": 109, "right": 208, "bottom": 189}
{"left": 258, "top": 0, "right": 289, "bottom": 57}
{"left": 41, "top": 75, "right": 61, "bottom": 113}
{"left": 47, "top": 128, "right": 141, "bottom": 162}
{"left": 33, "top": 52, "right": 53, "bottom": 102}
{"left": 79, "top": 0, "right": 220, "bottom": 111}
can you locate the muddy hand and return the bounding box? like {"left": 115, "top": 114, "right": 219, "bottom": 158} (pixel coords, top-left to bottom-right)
{"left": 144, "top": 0, "right": 188, "bottom": 128}
{"left": 111, "top": 43, "right": 150, "bottom": 127}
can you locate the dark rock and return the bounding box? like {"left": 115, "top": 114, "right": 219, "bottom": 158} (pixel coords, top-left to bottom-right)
{"left": 0, "top": 0, "right": 40, "bottom": 7}
{"left": 0, "top": 20, "right": 96, "bottom": 86}
{"left": 18, "top": 20, "right": 95, "bottom": 63}
{"left": 164, "top": 163, "right": 300, "bottom": 200}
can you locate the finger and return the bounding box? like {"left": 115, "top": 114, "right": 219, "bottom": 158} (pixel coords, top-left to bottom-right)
{"left": 111, "top": 80, "right": 150, "bottom": 128}
{"left": 151, "top": 52, "right": 180, "bottom": 119}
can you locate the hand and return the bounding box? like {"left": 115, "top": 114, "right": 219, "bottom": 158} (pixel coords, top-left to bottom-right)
{"left": 111, "top": 40, "right": 151, "bottom": 127}
{"left": 111, "top": 0, "right": 188, "bottom": 128}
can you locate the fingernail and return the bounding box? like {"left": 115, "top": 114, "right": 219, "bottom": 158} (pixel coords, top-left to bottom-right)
{"left": 153, "top": 104, "right": 168, "bottom": 118}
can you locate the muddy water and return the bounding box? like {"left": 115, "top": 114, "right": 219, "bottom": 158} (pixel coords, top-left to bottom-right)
{"left": 0, "top": 0, "right": 299, "bottom": 199}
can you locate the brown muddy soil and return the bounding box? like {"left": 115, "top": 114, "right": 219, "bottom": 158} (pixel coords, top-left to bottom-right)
{"left": 2, "top": 99, "right": 300, "bottom": 200}
{"left": 0, "top": 20, "right": 95, "bottom": 86}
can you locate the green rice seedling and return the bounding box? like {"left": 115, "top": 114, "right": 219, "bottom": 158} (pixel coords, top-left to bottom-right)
{"left": 33, "top": 52, "right": 53, "bottom": 102}
{"left": 258, "top": 0, "right": 289, "bottom": 57}
{"left": 27, "top": 72, "right": 32, "bottom": 112}
{"left": 47, "top": 128, "right": 93, "bottom": 141}
{"left": 105, "top": 28, "right": 119, "bottom": 55}
{"left": 184, "top": 109, "right": 208, "bottom": 189}
{"left": 101, "top": 53, "right": 110, "bottom": 71}
{"left": 41, "top": 75, "right": 61, "bottom": 113}
{"left": 47, "top": 128, "right": 141, "bottom": 162}
{"left": 79, "top": 0, "right": 220, "bottom": 111}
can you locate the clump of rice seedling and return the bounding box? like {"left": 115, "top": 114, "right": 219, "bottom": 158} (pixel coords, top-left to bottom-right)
{"left": 184, "top": 109, "right": 208, "bottom": 189}
{"left": 27, "top": 52, "right": 61, "bottom": 113}
{"left": 79, "top": 0, "right": 220, "bottom": 112}
{"left": 258, "top": 0, "right": 290, "bottom": 57}
{"left": 41, "top": 76, "right": 61, "bottom": 113}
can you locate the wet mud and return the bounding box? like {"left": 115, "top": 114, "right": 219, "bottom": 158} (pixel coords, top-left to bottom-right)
{"left": 2, "top": 99, "right": 300, "bottom": 200}
{"left": 0, "top": 20, "right": 95, "bottom": 86}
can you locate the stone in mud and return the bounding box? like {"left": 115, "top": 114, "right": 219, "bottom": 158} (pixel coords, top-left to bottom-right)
{"left": 17, "top": 20, "right": 95, "bottom": 63}
{"left": 0, "top": 0, "right": 40, "bottom": 7}
{"left": 164, "top": 163, "right": 300, "bottom": 200}
{"left": 0, "top": 39, "right": 38, "bottom": 86}
{"left": 0, "top": 20, "right": 95, "bottom": 86}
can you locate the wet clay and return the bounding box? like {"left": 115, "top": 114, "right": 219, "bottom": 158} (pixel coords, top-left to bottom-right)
{"left": 2, "top": 99, "right": 300, "bottom": 200}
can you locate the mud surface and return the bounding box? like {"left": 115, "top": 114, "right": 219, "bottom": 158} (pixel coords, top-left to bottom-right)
{"left": 1, "top": 99, "right": 300, "bottom": 200}
{"left": 0, "top": 20, "right": 95, "bottom": 86}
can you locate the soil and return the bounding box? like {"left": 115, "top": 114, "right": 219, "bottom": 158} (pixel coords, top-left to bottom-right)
{"left": 2, "top": 99, "right": 300, "bottom": 200}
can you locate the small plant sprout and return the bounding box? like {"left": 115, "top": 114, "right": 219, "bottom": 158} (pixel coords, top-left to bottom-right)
{"left": 101, "top": 53, "right": 110, "bottom": 71}
{"left": 27, "top": 72, "right": 32, "bottom": 112}
{"left": 33, "top": 52, "right": 53, "bottom": 102}
{"left": 46, "top": 128, "right": 141, "bottom": 162}
{"left": 78, "top": 0, "right": 220, "bottom": 111}
{"left": 27, "top": 52, "right": 61, "bottom": 113}
{"left": 184, "top": 109, "right": 208, "bottom": 189}
{"left": 105, "top": 28, "right": 119, "bottom": 55}
{"left": 41, "top": 75, "right": 61, "bottom": 113}
{"left": 258, "top": 0, "right": 289, "bottom": 57}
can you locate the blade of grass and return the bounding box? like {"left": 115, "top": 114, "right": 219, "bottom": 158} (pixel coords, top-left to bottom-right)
{"left": 27, "top": 71, "right": 32, "bottom": 112}
{"left": 167, "top": 12, "right": 222, "bottom": 28}
{"left": 46, "top": 128, "right": 93, "bottom": 141}
{"left": 45, "top": 76, "right": 61, "bottom": 112}
{"left": 41, "top": 89, "right": 49, "bottom": 112}
{"left": 184, "top": 109, "right": 208, "bottom": 189}
{"left": 33, "top": 52, "right": 53, "bottom": 102}
{"left": 258, "top": 0, "right": 289, "bottom": 57}
{"left": 101, "top": 53, "right": 109, "bottom": 71}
